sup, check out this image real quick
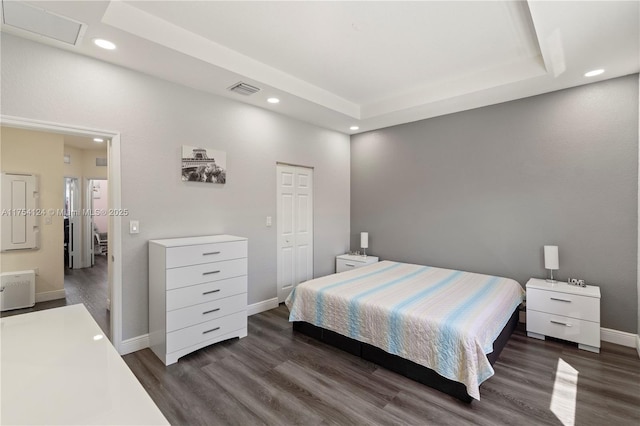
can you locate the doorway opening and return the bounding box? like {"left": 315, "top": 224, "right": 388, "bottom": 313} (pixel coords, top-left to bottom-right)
{"left": 0, "top": 115, "right": 123, "bottom": 353}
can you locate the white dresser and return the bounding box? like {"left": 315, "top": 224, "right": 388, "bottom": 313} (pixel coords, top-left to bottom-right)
{"left": 526, "top": 278, "right": 601, "bottom": 353}
{"left": 336, "top": 254, "right": 379, "bottom": 273}
{"left": 149, "top": 235, "right": 248, "bottom": 365}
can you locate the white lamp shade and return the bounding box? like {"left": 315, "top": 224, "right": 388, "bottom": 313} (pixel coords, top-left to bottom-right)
{"left": 544, "top": 245, "right": 559, "bottom": 270}
{"left": 360, "top": 232, "right": 369, "bottom": 249}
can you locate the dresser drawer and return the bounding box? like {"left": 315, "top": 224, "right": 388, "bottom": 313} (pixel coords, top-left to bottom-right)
{"left": 166, "top": 311, "right": 247, "bottom": 353}
{"left": 166, "top": 240, "right": 247, "bottom": 268}
{"left": 527, "top": 310, "right": 600, "bottom": 347}
{"left": 166, "top": 276, "right": 247, "bottom": 311}
{"left": 166, "top": 258, "right": 247, "bottom": 290}
{"left": 167, "top": 293, "right": 246, "bottom": 332}
{"left": 527, "top": 288, "right": 599, "bottom": 322}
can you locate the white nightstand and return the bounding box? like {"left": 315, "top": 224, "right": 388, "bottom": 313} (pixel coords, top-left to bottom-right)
{"left": 336, "top": 254, "right": 379, "bottom": 273}
{"left": 526, "top": 278, "right": 601, "bottom": 353}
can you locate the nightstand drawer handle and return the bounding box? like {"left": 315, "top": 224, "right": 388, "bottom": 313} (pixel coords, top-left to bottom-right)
{"left": 203, "top": 270, "right": 220, "bottom": 276}
{"left": 345, "top": 263, "right": 355, "bottom": 267}
{"left": 203, "top": 308, "right": 220, "bottom": 315}
{"left": 203, "top": 327, "right": 220, "bottom": 334}
{"left": 550, "top": 320, "right": 572, "bottom": 327}
{"left": 202, "top": 289, "right": 220, "bottom": 295}
{"left": 550, "top": 297, "right": 571, "bottom": 303}
{"left": 203, "top": 251, "right": 221, "bottom": 256}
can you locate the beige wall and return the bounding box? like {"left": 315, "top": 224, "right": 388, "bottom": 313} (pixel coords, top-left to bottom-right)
{"left": 1, "top": 127, "right": 65, "bottom": 296}
{"left": 63, "top": 145, "right": 84, "bottom": 178}
{"left": 64, "top": 146, "right": 108, "bottom": 180}
{"left": 82, "top": 150, "right": 108, "bottom": 179}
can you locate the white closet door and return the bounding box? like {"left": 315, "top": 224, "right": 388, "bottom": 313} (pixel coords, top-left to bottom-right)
{"left": 277, "top": 164, "right": 313, "bottom": 303}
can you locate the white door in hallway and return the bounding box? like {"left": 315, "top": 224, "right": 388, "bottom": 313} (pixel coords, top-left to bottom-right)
{"left": 277, "top": 164, "right": 313, "bottom": 303}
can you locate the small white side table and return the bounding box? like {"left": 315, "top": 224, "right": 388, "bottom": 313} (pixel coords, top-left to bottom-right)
{"left": 336, "top": 254, "right": 379, "bottom": 273}
{"left": 526, "top": 278, "right": 601, "bottom": 353}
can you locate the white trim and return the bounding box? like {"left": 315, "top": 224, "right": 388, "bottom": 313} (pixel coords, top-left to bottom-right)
{"left": 35, "top": 289, "right": 66, "bottom": 303}
{"left": 0, "top": 114, "right": 123, "bottom": 354}
{"left": 108, "top": 135, "right": 123, "bottom": 354}
{"left": 120, "top": 334, "right": 150, "bottom": 355}
{"left": 636, "top": 335, "right": 640, "bottom": 358}
{"left": 600, "top": 327, "right": 637, "bottom": 348}
{"left": 247, "top": 297, "right": 279, "bottom": 316}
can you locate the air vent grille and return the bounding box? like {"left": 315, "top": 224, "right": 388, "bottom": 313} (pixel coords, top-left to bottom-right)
{"left": 2, "top": 0, "right": 84, "bottom": 45}
{"left": 228, "top": 82, "right": 261, "bottom": 96}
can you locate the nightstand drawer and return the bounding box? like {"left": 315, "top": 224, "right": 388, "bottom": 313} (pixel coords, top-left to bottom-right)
{"left": 336, "top": 255, "right": 379, "bottom": 273}
{"left": 336, "top": 259, "right": 360, "bottom": 272}
{"left": 527, "top": 310, "right": 600, "bottom": 348}
{"left": 527, "top": 288, "right": 599, "bottom": 322}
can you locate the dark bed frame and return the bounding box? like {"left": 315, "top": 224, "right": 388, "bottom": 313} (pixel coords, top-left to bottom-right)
{"left": 292, "top": 308, "right": 519, "bottom": 403}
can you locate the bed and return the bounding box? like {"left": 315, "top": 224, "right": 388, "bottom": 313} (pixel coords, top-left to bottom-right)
{"left": 285, "top": 260, "right": 524, "bottom": 402}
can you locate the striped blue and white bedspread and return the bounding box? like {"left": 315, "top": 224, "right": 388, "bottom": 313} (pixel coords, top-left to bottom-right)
{"left": 285, "top": 261, "right": 524, "bottom": 400}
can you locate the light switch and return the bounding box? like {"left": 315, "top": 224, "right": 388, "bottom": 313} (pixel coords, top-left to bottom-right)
{"left": 266, "top": 216, "right": 272, "bottom": 227}
{"left": 129, "top": 220, "right": 139, "bottom": 234}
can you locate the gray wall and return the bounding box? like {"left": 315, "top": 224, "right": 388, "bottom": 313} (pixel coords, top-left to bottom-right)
{"left": 351, "top": 75, "right": 638, "bottom": 333}
{"left": 1, "top": 34, "right": 351, "bottom": 340}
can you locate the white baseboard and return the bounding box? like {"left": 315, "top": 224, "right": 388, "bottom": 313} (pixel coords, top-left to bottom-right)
{"left": 636, "top": 335, "right": 640, "bottom": 358}
{"left": 120, "top": 334, "right": 149, "bottom": 356}
{"left": 247, "top": 297, "right": 279, "bottom": 316}
{"left": 35, "top": 289, "right": 66, "bottom": 303}
{"left": 600, "top": 327, "right": 637, "bottom": 348}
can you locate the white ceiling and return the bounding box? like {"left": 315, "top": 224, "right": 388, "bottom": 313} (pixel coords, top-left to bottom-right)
{"left": 1, "top": 1, "right": 638, "bottom": 134}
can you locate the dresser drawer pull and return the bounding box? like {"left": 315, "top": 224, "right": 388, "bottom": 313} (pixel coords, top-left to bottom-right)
{"left": 202, "top": 289, "right": 220, "bottom": 295}
{"left": 550, "top": 320, "right": 572, "bottom": 327}
{"left": 345, "top": 263, "right": 355, "bottom": 267}
{"left": 202, "top": 251, "right": 221, "bottom": 256}
{"left": 203, "top": 270, "right": 221, "bottom": 276}
{"left": 202, "top": 327, "right": 220, "bottom": 335}
{"left": 550, "top": 297, "right": 571, "bottom": 303}
{"left": 203, "top": 308, "right": 221, "bottom": 315}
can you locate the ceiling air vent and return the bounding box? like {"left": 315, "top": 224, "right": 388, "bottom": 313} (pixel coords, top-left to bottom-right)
{"left": 1, "top": 0, "right": 85, "bottom": 46}
{"left": 227, "top": 82, "right": 261, "bottom": 96}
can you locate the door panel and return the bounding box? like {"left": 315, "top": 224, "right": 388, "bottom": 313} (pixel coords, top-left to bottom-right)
{"left": 277, "top": 164, "right": 313, "bottom": 302}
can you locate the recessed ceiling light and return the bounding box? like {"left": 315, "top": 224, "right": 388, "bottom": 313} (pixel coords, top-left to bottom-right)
{"left": 350, "top": 126, "right": 359, "bottom": 131}
{"left": 93, "top": 38, "right": 116, "bottom": 50}
{"left": 584, "top": 69, "right": 604, "bottom": 77}
{"left": 93, "top": 138, "right": 104, "bottom": 143}
{"left": 267, "top": 97, "right": 280, "bottom": 104}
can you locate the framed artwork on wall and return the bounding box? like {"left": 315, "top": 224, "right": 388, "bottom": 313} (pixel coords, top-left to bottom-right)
{"left": 181, "top": 145, "right": 227, "bottom": 184}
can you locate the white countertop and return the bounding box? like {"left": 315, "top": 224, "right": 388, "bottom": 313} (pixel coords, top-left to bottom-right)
{"left": 0, "top": 304, "right": 168, "bottom": 425}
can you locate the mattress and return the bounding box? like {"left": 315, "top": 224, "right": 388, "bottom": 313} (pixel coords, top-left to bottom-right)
{"left": 285, "top": 260, "right": 524, "bottom": 400}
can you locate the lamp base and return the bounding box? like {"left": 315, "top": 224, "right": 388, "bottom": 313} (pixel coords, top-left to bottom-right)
{"left": 361, "top": 248, "right": 367, "bottom": 257}
{"left": 546, "top": 269, "right": 557, "bottom": 284}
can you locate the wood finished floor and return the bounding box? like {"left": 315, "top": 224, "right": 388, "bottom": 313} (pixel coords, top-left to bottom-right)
{"left": 0, "top": 255, "right": 109, "bottom": 335}
{"left": 124, "top": 304, "right": 640, "bottom": 426}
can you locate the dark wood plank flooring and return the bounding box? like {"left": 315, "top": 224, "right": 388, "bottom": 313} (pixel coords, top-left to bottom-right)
{"left": 124, "top": 304, "right": 640, "bottom": 425}
{"left": 0, "top": 255, "right": 109, "bottom": 335}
